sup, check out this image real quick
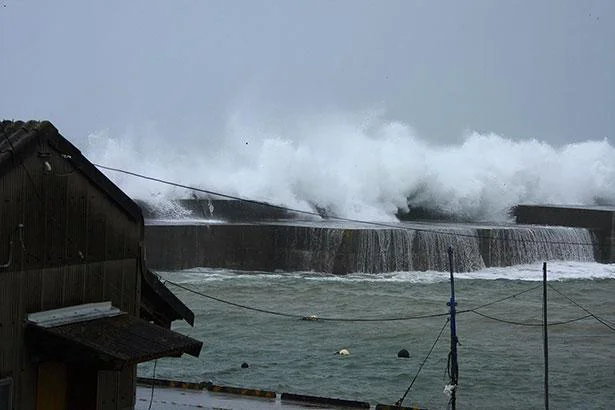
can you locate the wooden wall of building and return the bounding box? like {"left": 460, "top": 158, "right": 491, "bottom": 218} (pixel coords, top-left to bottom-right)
{"left": 0, "top": 136, "right": 142, "bottom": 410}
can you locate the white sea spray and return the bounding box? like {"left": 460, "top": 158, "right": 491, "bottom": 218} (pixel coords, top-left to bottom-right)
{"left": 83, "top": 112, "right": 615, "bottom": 222}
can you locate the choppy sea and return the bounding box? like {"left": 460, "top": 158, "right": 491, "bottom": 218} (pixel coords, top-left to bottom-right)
{"left": 139, "top": 261, "right": 615, "bottom": 409}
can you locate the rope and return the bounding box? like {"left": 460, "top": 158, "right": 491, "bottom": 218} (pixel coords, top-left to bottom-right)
{"left": 547, "top": 284, "right": 615, "bottom": 332}
{"left": 164, "top": 277, "right": 599, "bottom": 326}
{"left": 458, "top": 284, "right": 542, "bottom": 313}
{"left": 164, "top": 278, "right": 449, "bottom": 322}
{"left": 147, "top": 359, "right": 157, "bottom": 410}
{"left": 164, "top": 280, "right": 302, "bottom": 319}
{"left": 457, "top": 283, "right": 595, "bottom": 327}
{"left": 93, "top": 163, "right": 597, "bottom": 248}
{"left": 468, "top": 310, "right": 592, "bottom": 327}
{"left": 397, "top": 319, "right": 450, "bottom": 407}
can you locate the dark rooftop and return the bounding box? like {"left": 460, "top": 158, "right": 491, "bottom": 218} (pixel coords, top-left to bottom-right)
{"left": 26, "top": 313, "right": 202, "bottom": 370}
{"left": 0, "top": 120, "right": 143, "bottom": 223}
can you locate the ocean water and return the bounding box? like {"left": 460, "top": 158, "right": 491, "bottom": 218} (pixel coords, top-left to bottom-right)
{"left": 85, "top": 112, "right": 615, "bottom": 408}
{"left": 140, "top": 261, "right": 615, "bottom": 410}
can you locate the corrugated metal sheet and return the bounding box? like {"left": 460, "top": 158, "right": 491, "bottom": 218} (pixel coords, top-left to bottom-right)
{"left": 0, "top": 122, "right": 145, "bottom": 410}
{"left": 41, "top": 267, "right": 65, "bottom": 311}
{"left": 103, "top": 259, "right": 126, "bottom": 310}
{"left": 22, "top": 268, "right": 43, "bottom": 313}
{"left": 1, "top": 121, "right": 199, "bottom": 410}
{"left": 0, "top": 270, "right": 22, "bottom": 372}
{"left": 0, "top": 161, "right": 24, "bottom": 269}
{"left": 1, "top": 121, "right": 143, "bottom": 224}
{"left": 62, "top": 264, "right": 85, "bottom": 307}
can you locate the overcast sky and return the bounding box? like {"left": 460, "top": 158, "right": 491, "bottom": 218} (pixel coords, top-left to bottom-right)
{"left": 1, "top": 0, "right": 613, "bottom": 147}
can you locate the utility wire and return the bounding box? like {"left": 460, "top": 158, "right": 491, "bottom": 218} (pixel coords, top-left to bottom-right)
{"left": 458, "top": 284, "right": 542, "bottom": 313}
{"left": 164, "top": 279, "right": 303, "bottom": 319}
{"left": 166, "top": 276, "right": 598, "bottom": 327}
{"left": 468, "top": 310, "right": 592, "bottom": 327}
{"left": 147, "top": 360, "right": 157, "bottom": 410}
{"left": 164, "top": 278, "right": 450, "bottom": 322}
{"left": 94, "top": 163, "right": 597, "bottom": 248}
{"left": 397, "top": 319, "right": 450, "bottom": 407}
{"left": 94, "top": 163, "right": 323, "bottom": 219}
{"left": 457, "top": 284, "right": 595, "bottom": 327}
{"left": 547, "top": 284, "right": 615, "bottom": 332}
{"left": 3, "top": 131, "right": 606, "bottom": 327}
{"left": 168, "top": 269, "right": 540, "bottom": 314}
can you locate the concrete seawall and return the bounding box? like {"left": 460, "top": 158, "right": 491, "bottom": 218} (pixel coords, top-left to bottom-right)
{"left": 144, "top": 223, "right": 361, "bottom": 273}
{"left": 514, "top": 204, "right": 615, "bottom": 263}
{"left": 145, "top": 223, "right": 278, "bottom": 272}
{"left": 140, "top": 201, "right": 615, "bottom": 273}
{"left": 144, "top": 220, "right": 602, "bottom": 274}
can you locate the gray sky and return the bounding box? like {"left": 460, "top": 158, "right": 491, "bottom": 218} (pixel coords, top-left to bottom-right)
{"left": 1, "top": 0, "right": 614, "bottom": 146}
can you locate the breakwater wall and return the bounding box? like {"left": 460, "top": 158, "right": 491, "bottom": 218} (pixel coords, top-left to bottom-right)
{"left": 143, "top": 222, "right": 599, "bottom": 274}
{"left": 136, "top": 198, "right": 458, "bottom": 222}
{"left": 514, "top": 204, "right": 615, "bottom": 263}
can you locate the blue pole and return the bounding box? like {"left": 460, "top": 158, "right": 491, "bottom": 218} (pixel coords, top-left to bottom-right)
{"left": 447, "top": 246, "right": 459, "bottom": 410}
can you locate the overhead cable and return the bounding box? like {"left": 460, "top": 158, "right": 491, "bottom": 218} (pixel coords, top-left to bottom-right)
{"left": 547, "top": 284, "right": 615, "bottom": 332}
{"left": 94, "top": 163, "right": 597, "bottom": 248}
{"left": 396, "top": 319, "right": 449, "bottom": 407}
{"left": 468, "top": 310, "right": 592, "bottom": 327}
{"left": 163, "top": 278, "right": 449, "bottom": 322}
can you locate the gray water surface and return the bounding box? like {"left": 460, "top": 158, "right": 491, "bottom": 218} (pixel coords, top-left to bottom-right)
{"left": 141, "top": 263, "right": 615, "bottom": 409}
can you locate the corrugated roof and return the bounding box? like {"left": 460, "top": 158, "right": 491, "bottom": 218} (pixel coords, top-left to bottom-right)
{"left": 26, "top": 312, "right": 203, "bottom": 370}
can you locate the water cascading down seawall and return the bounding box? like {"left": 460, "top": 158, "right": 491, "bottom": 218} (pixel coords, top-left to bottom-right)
{"left": 141, "top": 200, "right": 604, "bottom": 274}
{"left": 284, "top": 225, "right": 596, "bottom": 273}
{"left": 477, "top": 226, "right": 597, "bottom": 268}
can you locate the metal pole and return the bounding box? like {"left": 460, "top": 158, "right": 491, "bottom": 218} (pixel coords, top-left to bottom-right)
{"left": 447, "top": 246, "right": 458, "bottom": 410}
{"left": 543, "top": 262, "right": 549, "bottom": 410}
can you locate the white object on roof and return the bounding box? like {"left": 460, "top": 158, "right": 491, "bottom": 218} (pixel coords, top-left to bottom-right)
{"left": 26, "top": 301, "right": 123, "bottom": 328}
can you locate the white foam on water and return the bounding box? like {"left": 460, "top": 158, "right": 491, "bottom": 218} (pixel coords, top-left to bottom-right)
{"left": 160, "top": 268, "right": 287, "bottom": 284}
{"left": 456, "top": 261, "right": 615, "bottom": 281}
{"left": 159, "top": 261, "right": 615, "bottom": 285}
{"left": 147, "top": 218, "right": 227, "bottom": 225}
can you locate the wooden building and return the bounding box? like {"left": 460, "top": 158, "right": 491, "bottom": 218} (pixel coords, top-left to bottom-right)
{"left": 0, "top": 121, "right": 202, "bottom": 409}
